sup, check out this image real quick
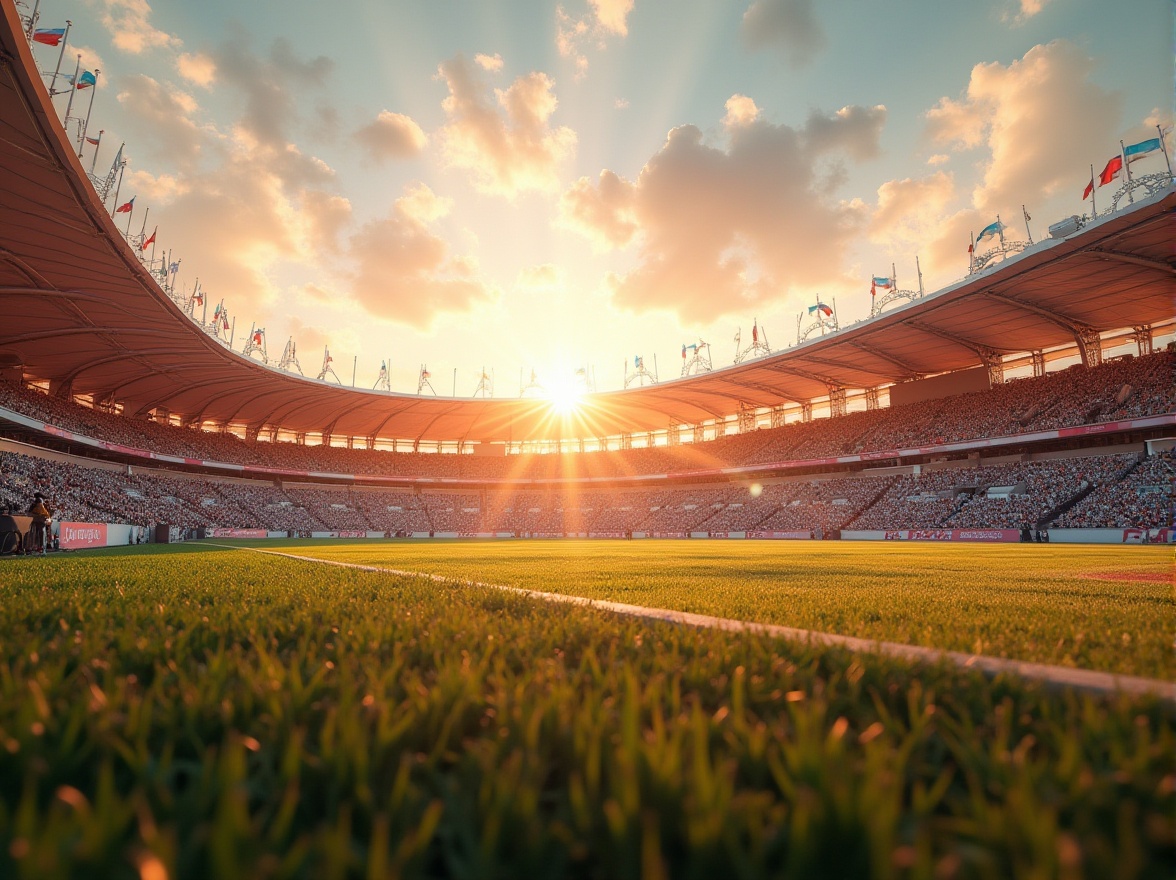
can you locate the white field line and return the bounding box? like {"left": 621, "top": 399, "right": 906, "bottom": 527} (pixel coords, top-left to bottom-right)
{"left": 204, "top": 542, "right": 1176, "bottom": 704}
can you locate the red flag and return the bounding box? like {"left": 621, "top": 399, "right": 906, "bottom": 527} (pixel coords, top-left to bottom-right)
{"left": 32, "top": 28, "right": 66, "bottom": 46}
{"left": 115, "top": 197, "right": 135, "bottom": 213}
{"left": 1081, "top": 178, "right": 1094, "bottom": 200}
{"left": 1098, "top": 156, "right": 1123, "bottom": 186}
{"left": 967, "top": 243, "right": 973, "bottom": 254}
{"left": 870, "top": 279, "right": 876, "bottom": 297}
{"left": 140, "top": 227, "right": 156, "bottom": 251}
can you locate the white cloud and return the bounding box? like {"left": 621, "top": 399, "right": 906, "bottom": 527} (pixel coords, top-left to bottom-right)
{"left": 95, "top": 0, "right": 180, "bottom": 54}
{"left": 560, "top": 102, "right": 886, "bottom": 322}
{"left": 176, "top": 52, "right": 216, "bottom": 87}
{"left": 436, "top": 54, "right": 577, "bottom": 197}
{"left": 556, "top": 0, "right": 635, "bottom": 79}
{"left": 723, "top": 94, "right": 760, "bottom": 129}
{"left": 475, "top": 53, "right": 504, "bottom": 71}
{"left": 926, "top": 41, "right": 1122, "bottom": 214}
{"left": 347, "top": 185, "right": 493, "bottom": 328}
{"left": 741, "top": 0, "right": 826, "bottom": 68}
{"left": 355, "top": 110, "right": 428, "bottom": 163}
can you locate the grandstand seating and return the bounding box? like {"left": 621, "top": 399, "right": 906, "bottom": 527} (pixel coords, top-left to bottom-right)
{"left": 2, "top": 445, "right": 1169, "bottom": 533}
{"left": 0, "top": 352, "right": 1171, "bottom": 481}
{"left": 0, "top": 351, "right": 1171, "bottom": 537}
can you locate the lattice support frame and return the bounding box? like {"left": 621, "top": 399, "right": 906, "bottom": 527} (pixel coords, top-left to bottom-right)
{"left": 737, "top": 403, "right": 756, "bottom": 434}
{"left": 801, "top": 402, "right": 813, "bottom": 423}
{"left": 979, "top": 348, "right": 1004, "bottom": 386}
{"left": 1076, "top": 327, "right": 1103, "bottom": 369}
{"left": 1132, "top": 325, "right": 1153, "bottom": 357}
{"left": 865, "top": 387, "right": 880, "bottom": 411}
{"left": 828, "top": 386, "right": 847, "bottom": 419}
{"left": 770, "top": 405, "right": 787, "bottom": 429}
{"left": 1031, "top": 350, "right": 1045, "bottom": 378}
{"left": 667, "top": 423, "right": 681, "bottom": 446}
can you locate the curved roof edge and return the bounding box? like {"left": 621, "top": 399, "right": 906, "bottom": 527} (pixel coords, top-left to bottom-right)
{"left": 1, "top": 3, "right": 1173, "bottom": 444}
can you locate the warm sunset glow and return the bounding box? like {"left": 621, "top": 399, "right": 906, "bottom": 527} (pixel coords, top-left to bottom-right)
{"left": 42, "top": 0, "right": 1170, "bottom": 396}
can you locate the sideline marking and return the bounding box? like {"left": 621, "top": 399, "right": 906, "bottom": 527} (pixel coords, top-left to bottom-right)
{"left": 204, "top": 542, "right": 1176, "bottom": 704}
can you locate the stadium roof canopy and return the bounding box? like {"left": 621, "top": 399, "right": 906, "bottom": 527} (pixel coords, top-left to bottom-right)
{"left": 1, "top": 5, "right": 1173, "bottom": 445}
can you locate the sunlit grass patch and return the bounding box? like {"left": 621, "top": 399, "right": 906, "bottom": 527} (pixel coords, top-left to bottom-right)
{"left": 0, "top": 545, "right": 1171, "bottom": 878}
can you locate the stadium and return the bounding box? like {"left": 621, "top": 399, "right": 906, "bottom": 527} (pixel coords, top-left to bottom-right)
{"left": 0, "top": 1, "right": 1173, "bottom": 878}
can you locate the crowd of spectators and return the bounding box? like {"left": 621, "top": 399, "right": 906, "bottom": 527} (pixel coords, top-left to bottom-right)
{"left": 7, "top": 445, "right": 1163, "bottom": 535}
{"left": 0, "top": 353, "right": 1170, "bottom": 482}
{"left": 1053, "top": 450, "right": 1174, "bottom": 529}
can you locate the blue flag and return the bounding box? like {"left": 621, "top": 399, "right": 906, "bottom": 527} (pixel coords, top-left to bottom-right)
{"left": 976, "top": 220, "right": 1005, "bottom": 242}
{"left": 1124, "top": 137, "right": 1161, "bottom": 161}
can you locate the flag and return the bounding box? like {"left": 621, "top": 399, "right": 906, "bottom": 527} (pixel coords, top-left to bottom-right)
{"left": 140, "top": 227, "right": 156, "bottom": 251}
{"left": 808, "top": 302, "right": 832, "bottom": 316}
{"left": 65, "top": 70, "right": 97, "bottom": 89}
{"left": 193, "top": 291, "right": 202, "bottom": 305}
{"left": 682, "top": 344, "right": 687, "bottom": 359}
{"left": 870, "top": 279, "right": 876, "bottom": 296}
{"left": 872, "top": 276, "right": 892, "bottom": 288}
{"left": 212, "top": 303, "right": 221, "bottom": 319}
{"left": 1124, "top": 137, "right": 1162, "bottom": 162}
{"left": 1082, "top": 177, "right": 1094, "bottom": 200}
{"left": 1097, "top": 155, "right": 1122, "bottom": 186}
{"left": 252, "top": 330, "right": 263, "bottom": 345}
{"left": 752, "top": 324, "right": 758, "bottom": 343}
{"left": 168, "top": 261, "right": 180, "bottom": 274}
{"left": 32, "top": 28, "right": 66, "bottom": 46}
{"left": 976, "top": 220, "right": 1004, "bottom": 242}
{"left": 420, "top": 368, "right": 428, "bottom": 378}
{"left": 222, "top": 313, "right": 229, "bottom": 330}
{"left": 116, "top": 197, "right": 135, "bottom": 213}
{"left": 85, "top": 136, "right": 100, "bottom": 146}
{"left": 967, "top": 243, "right": 974, "bottom": 254}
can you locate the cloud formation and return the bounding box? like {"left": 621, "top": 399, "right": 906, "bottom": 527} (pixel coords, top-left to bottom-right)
{"left": 560, "top": 100, "right": 886, "bottom": 322}
{"left": 211, "top": 32, "right": 334, "bottom": 149}
{"left": 95, "top": 0, "right": 180, "bottom": 54}
{"left": 355, "top": 110, "right": 428, "bottom": 163}
{"left": 556, "top": 0, "right": 636, "bottom": 79}
{"left": 436, "top": 55, "right": 577, "bottom": 197}
{"left": 741, "top": 0, "right": 826, "bottom": 68}
{"left": 347, "top": 184, "right": 493, "bottom": 327}
{"left": 176, "top": 52, "right": 216, "bottom": 87}
{"left": 921, "top": 40, "right": 1122, "bottom": 273}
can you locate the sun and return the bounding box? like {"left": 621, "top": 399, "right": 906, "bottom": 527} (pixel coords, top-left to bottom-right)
{"left": 547, "top": 377, "right": 583, "bottom": 414}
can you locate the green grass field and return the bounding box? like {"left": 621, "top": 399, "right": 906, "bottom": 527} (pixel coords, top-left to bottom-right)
{"left": 222, "top": 539, "right": 1174, "bottom": 679}
{"left": 0, "top": 541, "right": 1173, "bottom": 879}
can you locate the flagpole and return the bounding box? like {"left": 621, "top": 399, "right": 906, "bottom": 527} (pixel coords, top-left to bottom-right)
{"left": 1120, "top": 140, "right": 1133, "bottom": 204}
{"left": 77, "top": 69, "right": 98, "bottom": 157}
{"left": 88, "top": 129, "right": 103, "bottom": 173}
{"left": 125, "top": 201, "right": 133, "bottom": 236}
{"left": 968, "top": 233, "right": 975, "bottom": 273}
{"left": 1022, "top": 205, "right": 1033, "bottom": 244}
{"left": 62, "top": 54, "right": 80, "bottom": 125}
{"left": 891, "top": 262, "right": 896, "bottom": 289}
{"left": 48, "top": 20, "right": 72, "bottom": 99}
{"left": 25, "top": 0, "right": 41, "bottom": 40}
{"left": 1089, "top": 164, "right": 1097, "bottom": 216}
{"left": 1157, "top": 124, "right": 1173, "bottom": 176}
{"left": 916, "top": 255, "right": 924, "bottom": 297}
{"left": 109, "top": 145, "right": 125, "bottom": 213}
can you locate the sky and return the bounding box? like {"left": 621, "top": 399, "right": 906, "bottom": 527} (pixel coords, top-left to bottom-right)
{"left": 23, "top": 0, "right": 1175, "bottom": 398}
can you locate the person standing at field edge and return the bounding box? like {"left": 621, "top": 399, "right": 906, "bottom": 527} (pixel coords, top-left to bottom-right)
{"left": 26, "top": 492, "right": 52, "bottom": 555}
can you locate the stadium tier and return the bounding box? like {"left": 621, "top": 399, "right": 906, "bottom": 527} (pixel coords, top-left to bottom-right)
{"left": 1, "top": 350, "right": 1173, "bottom": 539}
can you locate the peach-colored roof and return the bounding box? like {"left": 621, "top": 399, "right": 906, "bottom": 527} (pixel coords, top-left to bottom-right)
{"left": 1, "top": 4, "right": 1172, "bottom": 444}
